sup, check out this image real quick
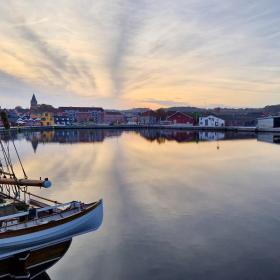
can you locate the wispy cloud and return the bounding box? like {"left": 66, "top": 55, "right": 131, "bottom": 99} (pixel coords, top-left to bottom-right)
{"left": 0, "top": 0, "right": 279, "bottom": 108}
{"left": 143, "top": 98, "right": 190, "bottom": 108}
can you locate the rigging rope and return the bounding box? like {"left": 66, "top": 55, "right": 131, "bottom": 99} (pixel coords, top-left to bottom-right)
{"left": 12, "top": 140, "right": 28, "bottom": 179}
{"left": 0, "top": 110, "right": 25, "bottom": 200}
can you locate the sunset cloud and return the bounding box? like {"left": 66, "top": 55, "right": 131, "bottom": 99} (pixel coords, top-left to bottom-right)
{"left": 0, "top": 0, "right": 279, "bottom": 108}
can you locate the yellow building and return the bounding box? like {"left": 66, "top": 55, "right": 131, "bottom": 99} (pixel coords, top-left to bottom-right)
{"left": 40, "top": 112, "right": 54, "bottom": 126}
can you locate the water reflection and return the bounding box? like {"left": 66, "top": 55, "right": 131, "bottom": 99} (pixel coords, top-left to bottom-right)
{"left": 0, "top": 239, "right": 72, "bottom": 279}
{"left": 1, "top": 129, "right": 280, "bottom": 279}
{"left": 0, "top": 129, "right": 258, "bottom": 153}
{"left": 257, "top": 133, "right": 280, "bottom": 144}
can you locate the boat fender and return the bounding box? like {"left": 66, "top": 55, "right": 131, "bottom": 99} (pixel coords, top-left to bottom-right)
{"left": 42, "top": 178, "right": 52, "bottom": 188}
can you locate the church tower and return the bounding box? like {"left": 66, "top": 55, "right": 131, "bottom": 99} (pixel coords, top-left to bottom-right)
{"left": 30, "top": 94, "right": 38, "bottom": 109}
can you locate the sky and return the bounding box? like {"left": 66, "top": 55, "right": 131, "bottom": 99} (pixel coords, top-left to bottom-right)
{"left": 0, "top": 0, "right": 280, "bottom": 109}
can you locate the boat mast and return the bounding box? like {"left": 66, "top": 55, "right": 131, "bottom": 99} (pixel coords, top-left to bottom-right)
{"left": 0, "top": 110, "right": 52, "bottom": 202}
{"left": 0, "top": 110, "right": 26, "bottom": 200}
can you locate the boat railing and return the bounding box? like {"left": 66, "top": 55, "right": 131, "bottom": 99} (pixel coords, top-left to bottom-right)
{"left": 0, "top": 201, "right": 81, "bottom": 224}
{"left": 0, "top": 211, "right": 30, "bottom": 222}
{"left": 36, "top": 201, "right": 80, "bottom": 214}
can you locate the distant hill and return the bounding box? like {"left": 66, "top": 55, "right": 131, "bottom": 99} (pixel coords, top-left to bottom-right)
{"left": 163, "top": 107, "right": 205, "bottom": 113}
{"left": 163, "top": 105, "right": 280, "bottom": 115}
{"left": 264, "top": 105, "right": 280, "bottom": 114}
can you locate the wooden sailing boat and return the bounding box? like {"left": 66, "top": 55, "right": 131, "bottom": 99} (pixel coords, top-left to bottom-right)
{"left": 0, "top": 111, "right": 103, "bottom": 256}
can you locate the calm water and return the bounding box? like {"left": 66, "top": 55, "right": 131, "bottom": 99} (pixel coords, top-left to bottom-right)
{"left": 4, "top": 129, "right": 280, "bottom": 279}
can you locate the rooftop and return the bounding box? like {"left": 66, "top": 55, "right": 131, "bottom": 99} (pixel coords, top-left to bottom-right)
{"left": 58, "top": 107, "right": 104, "bottom": 112}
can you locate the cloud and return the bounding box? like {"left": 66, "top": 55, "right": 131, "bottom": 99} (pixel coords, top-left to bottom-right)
{"left": 0, "top": 0, "right": 279, "bottom": 108}
{"left": 106, "top": 0, "right": 149, "bottom": 96}
{"left": 0, "top": 70, "right": 36, "bottom": 107}
{"left": 143, "top": 98, "right": 190, "bottom": 107}
{"left": 0, "top": 3, "right": 98, "bottom": 100}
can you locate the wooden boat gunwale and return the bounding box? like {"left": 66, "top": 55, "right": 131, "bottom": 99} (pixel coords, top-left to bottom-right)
{"left": 0, "top": 200, "right": 80, "bottom": 222}
{"left": 0, "top": 200, "right": 102, "bottom": 239}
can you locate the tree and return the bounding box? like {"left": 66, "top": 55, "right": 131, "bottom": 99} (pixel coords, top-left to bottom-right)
{"left": 155, "top": 108, "right": 167, "bottom": 121}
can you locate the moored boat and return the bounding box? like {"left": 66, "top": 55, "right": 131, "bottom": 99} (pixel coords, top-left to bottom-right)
{"left": 0, "top": 110, "right": 103, "bottom": 257}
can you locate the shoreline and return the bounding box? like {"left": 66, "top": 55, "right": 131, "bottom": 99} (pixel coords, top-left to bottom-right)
{"left": 1, "top": 124, "right": 280, "bottom": 133}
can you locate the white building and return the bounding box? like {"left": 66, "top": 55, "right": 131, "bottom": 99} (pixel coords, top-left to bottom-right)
{"left": 199, "top": 115, "right": 225, "bottom": 127}
{"left": 257, "top": 116, "right": 280, "bottom": 129}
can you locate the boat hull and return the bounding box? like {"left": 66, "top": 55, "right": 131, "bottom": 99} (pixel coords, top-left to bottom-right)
{"left": 0, "top": 239, "right": 72, "bottom": 279}
{"left": 0, "top": 200, "right": 103, "bottom": 258}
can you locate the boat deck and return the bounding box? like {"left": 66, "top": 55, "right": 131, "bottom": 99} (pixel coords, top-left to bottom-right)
{"left": 0, "top": 209, "right": 79, "bottom": 233}
{"left": 0, "top": 200, "right": 84, "bottom": 233}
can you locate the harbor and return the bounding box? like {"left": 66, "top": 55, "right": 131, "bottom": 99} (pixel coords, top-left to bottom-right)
{"left": 1, "top": 0, "right": 280, "bottom": 277}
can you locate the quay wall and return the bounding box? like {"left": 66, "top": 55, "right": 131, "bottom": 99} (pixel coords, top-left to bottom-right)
{"left": 1, "top": 124, "right": 280, "bottom": 133}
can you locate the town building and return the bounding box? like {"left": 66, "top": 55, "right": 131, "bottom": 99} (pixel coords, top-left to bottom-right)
{"left": 75, "top": 112, "right": 92, "bottom": 123}
{"left": 40, "top": 112, "right": 54, "bottom": 126}
{"left": 15, "top": 118, "right": 26, "bottom": 126}
{"left": 139, "top": 110, "right": 157, "bottom": 125}
{"left": 103, "top": 111, "right": 125, "bottom": 124}
{"left": 29, "top": 95, "right": 57, "bottom": 123}
{"left": 166, "top": 112, "right": 195, "bottom": 126}
{"left": 126, "top": 116, "right": 139, "bottom": 125}
{"left": 199, "top": 115, "right": 225, "bottom": 127}
{"left": 30, "top": 111, "right": 42, "bottom": 120}
{"left": 122, "top": 110, "right": 140, "bottom": 124}
{"left": 58, "top": 107, "right": 104, "bottom": 124}
{"left": 257, "top": 116, "right": 280, "bottom": 129}
{"left": 17, "top": 118, "right": 41, "bottom": 127}
{"left": 54, "top": 116, "right": 71, "bottom": 126}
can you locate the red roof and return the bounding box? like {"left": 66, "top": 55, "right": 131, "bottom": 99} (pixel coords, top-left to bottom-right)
{"left": 166, "top": 111, "right": 195, "bottom": 124}
{"left": 105, "top": 111, "right": 123, "bottom": 116}
{"left": 58, "top": 107, "right": 103, "bottom": 112}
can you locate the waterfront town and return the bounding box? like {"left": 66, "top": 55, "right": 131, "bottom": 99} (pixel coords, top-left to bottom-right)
{"left": 1, "top": 94, "right": 280, "bottom": 129}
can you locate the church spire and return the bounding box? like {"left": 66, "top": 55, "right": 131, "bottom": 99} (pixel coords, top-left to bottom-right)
{"left": 30, "top": 94, "right": 38, "bottom": 109}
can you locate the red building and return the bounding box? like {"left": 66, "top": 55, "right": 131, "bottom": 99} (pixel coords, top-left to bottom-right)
{"left": 58, "top": 107, "right": 104, "bottom": 124}
{"left": 166, "top": 112, "right": 195, "bottom": 126}
{"left": 76, "top": 112, "right": 92, "bottom": 123}
{"left": 103, "top": 111, "right": 125, "bottom": 124}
